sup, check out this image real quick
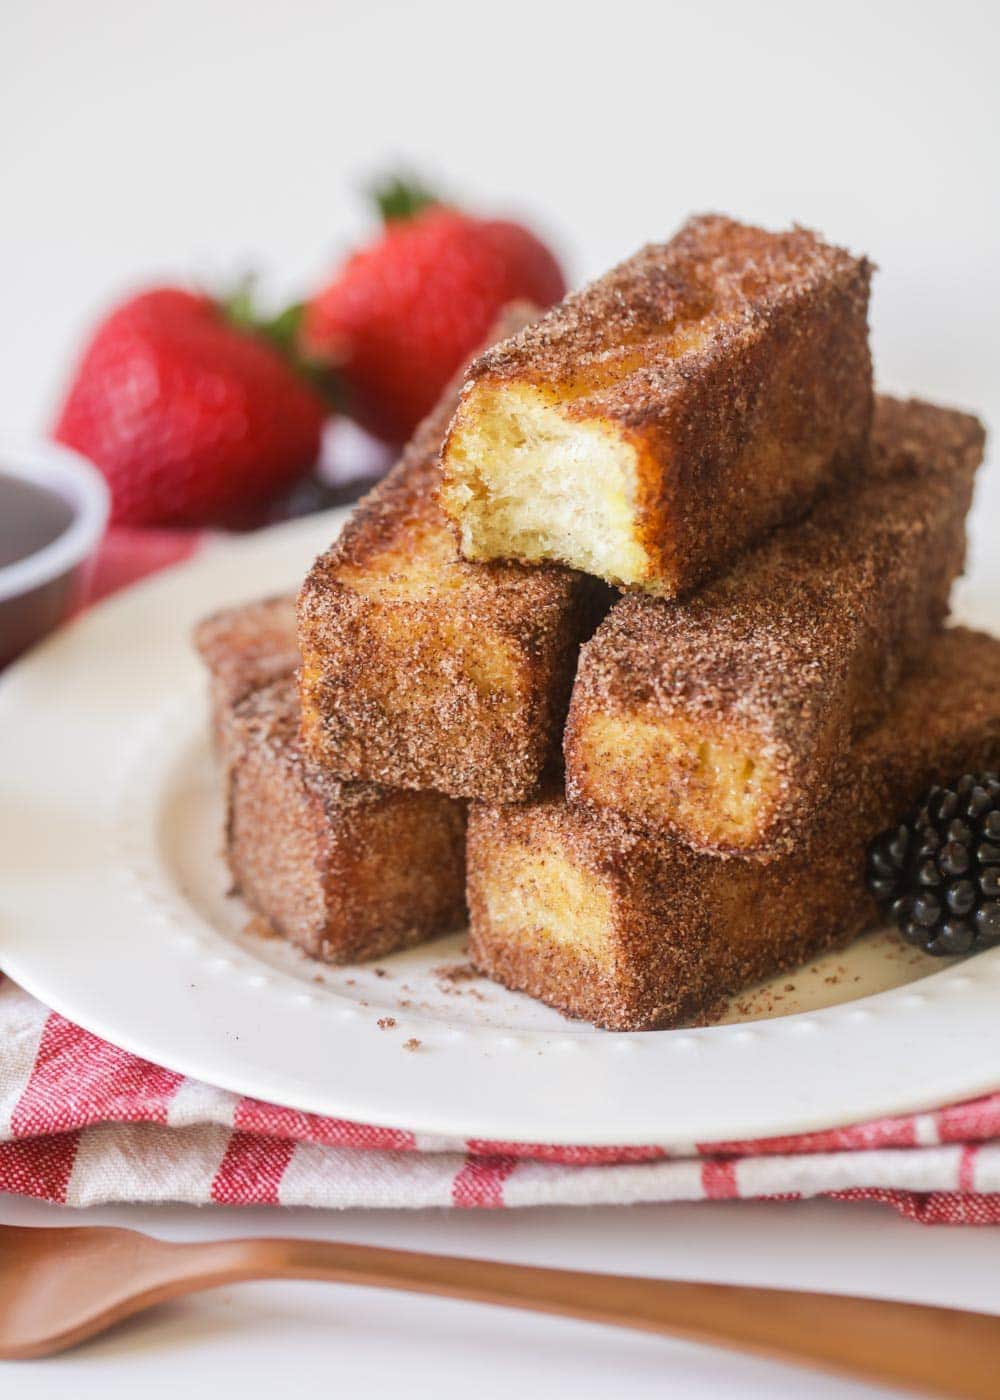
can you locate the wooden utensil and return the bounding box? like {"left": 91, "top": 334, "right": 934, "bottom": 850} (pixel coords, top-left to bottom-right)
{"left": 0, "top": 1224, "right": 996, "bottom": 1394}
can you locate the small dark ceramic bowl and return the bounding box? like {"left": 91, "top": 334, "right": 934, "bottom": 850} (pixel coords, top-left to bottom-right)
{"left": 0, "top": 438, "right": 110, "bottom": 667}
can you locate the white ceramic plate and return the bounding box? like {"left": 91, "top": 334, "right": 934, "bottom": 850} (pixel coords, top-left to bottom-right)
{"left": 2, "top": 509, "right": 999, "bottom": 1147}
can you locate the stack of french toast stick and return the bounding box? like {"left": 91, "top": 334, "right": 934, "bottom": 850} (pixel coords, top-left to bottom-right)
{"left": 196, "top": 214, "right": 995, "bottom": 1030}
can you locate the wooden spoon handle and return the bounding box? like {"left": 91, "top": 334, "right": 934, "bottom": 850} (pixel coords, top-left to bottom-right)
{"left": 156, "top": 1237, "right": 998, "bottom": 1398}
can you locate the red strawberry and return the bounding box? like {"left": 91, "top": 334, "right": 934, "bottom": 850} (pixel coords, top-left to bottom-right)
{"left": 300, "top": 180, "right": 566, "bottom": 443}
{"left": 54, "top": 287, "right": 328, "bottom": 527}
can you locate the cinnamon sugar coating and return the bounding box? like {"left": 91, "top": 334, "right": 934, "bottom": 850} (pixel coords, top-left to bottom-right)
{"left": 194, "top": 598, "right": 467, "bottom": 961}
{"left": 227, "top": 679, "right": 467, "bottom": 963}
{"left": 469, "top": 629, "right": 1000, "bottom": 1030}
{"left": 298, "top": 305, "right": 608, "bottom": 802}
{"left": 565, "top": 397, "right": 985, "bottom": 858}
{"left": 441, "top": 214, "right": 873, "bottom": 595}
{"left": 192, "top": 594, "right": 299, "bottom": 754}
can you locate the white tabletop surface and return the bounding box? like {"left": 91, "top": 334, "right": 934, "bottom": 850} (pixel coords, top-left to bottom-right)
{"left": 3, "top": 2, "right": 999, "bottom": 1396}
{"left": 4, "top": 1194, "right": 999, "bottom": 1399}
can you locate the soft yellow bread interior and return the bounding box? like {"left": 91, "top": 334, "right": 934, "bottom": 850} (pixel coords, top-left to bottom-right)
{"left": 443, "top": 384, "right": 651, "bottom": 587}
{"left": 571, "top": 711, "right": 777, "bottom": 848}
{"left": 476, "top": 833, "right": 616, "bottom": 967}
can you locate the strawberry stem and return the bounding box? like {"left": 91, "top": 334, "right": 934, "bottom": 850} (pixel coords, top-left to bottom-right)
{"left": 370, "top": 172, "right": 440, "bottom": 223}
{"left": 220, "top": 277, "right": 343, "bottom": 409}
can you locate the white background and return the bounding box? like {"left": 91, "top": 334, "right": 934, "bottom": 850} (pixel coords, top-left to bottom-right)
{"left": 2, "top": 2, "right": 999, "bottom": 1396}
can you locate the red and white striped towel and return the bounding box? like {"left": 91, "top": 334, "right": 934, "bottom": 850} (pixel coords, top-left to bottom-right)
{"left": 1, "top": 978, "right": 999, "bottom": 1221}
{"left": 1, "top": 526, "right": 997, "bottom": 1224}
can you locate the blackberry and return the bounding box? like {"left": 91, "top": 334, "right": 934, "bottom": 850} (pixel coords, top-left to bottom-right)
{"left": 867, "top": 772, "right": 1000, "bottom": 956}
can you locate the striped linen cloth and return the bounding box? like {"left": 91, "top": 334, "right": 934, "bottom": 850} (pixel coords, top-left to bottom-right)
{"left": 1, "top": 979, "right": 998, "bottom": 1221}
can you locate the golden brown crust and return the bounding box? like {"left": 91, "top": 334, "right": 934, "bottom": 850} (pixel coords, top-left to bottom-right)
{"left": 227, "top": 679, "right": 467, "bottom": 963}
{"left": 565, "top": 396, "right": 985, "bottom": 857}
{"left": 194, "top": 598, "right": 468, "bottom": 963}
{"left": 465, "top": 218, "right": 864, "bottom": 387}
{"left": 441, "top": 215, "right": 873, "bottom": 595}
{"left": 469, "top": 628, "right": 1000, "bottom": 1030}
{"left": 192, "top": 594, "right": 299, "bottom": 753}
{"left": 298, "top": 304, "right": 610, "bottom": 801}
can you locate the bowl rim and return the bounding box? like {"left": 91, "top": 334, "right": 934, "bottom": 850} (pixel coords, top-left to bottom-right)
{"left": 0, "top": 436, "right": 111, "bottom": 603}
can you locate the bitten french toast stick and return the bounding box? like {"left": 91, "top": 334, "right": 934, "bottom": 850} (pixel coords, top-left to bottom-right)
{"left": 441, "top": 215, "right": 872, "bottom": 596}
